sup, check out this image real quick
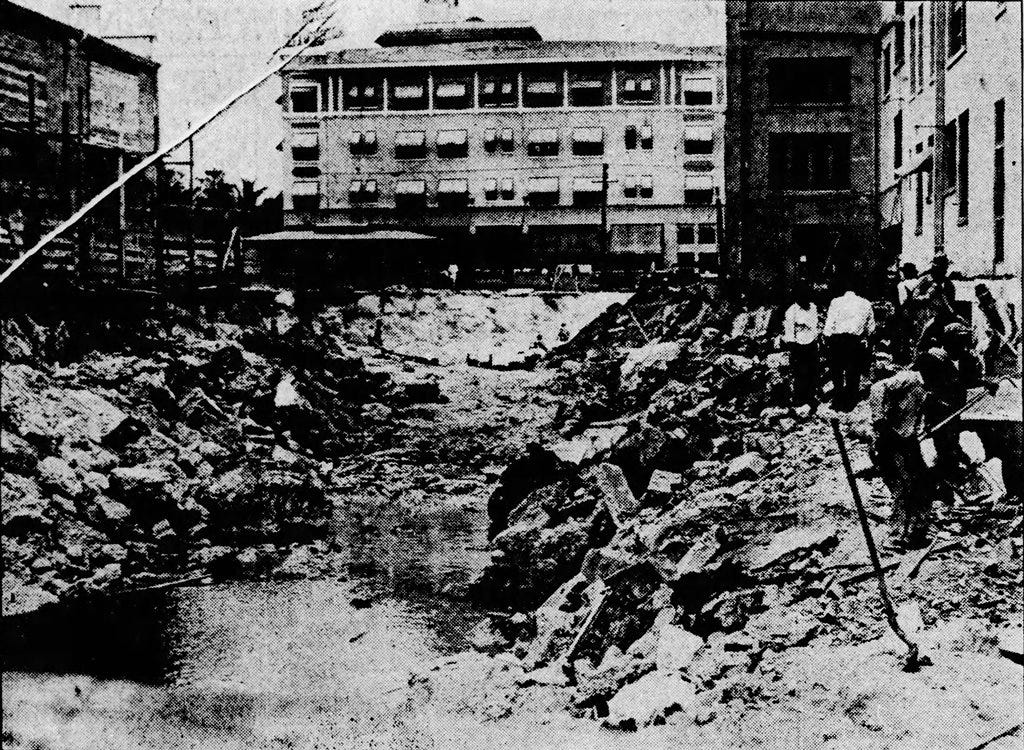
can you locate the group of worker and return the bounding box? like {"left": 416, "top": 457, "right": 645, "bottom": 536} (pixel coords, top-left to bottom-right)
{"left": 778, "top": 253, "right": 1019, "bottom": 550}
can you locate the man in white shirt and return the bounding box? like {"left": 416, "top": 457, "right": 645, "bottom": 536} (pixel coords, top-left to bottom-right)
{"left": 823, "top": 283, "right": 876, "bottom": 411}
{"left": 781, "top": 284, "right": 820, "bottom": 410}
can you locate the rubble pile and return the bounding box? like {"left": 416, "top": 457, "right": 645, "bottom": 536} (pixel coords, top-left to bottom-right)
{"left": 1, "top": 301, "right": 393, "bottom": 616}
{"left": 469, "top": 279, "right": 1023, "bottom": 735}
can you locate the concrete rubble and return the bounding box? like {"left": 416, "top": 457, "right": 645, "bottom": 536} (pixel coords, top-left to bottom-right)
{"left": 1, "top": 296, "right": 396, "bottom": 616}
{"left": 464, "top": 278, "right": 1023, "bottom": 738}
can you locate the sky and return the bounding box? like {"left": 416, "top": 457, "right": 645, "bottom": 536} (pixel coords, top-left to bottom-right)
{"left": 15, "top": 0, "right": 724, "bottom": 193}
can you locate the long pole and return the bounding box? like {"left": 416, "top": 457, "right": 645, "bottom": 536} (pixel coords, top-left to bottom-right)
{"left": 600, "top": 162, "right": 609, "bottom": 255}
{"left": 0, "top": 17, "right": 335, "bottom": 287}
{"left": 187, "top": 126, "right": 195, "bottom": 284}
{"left": 831, "top": 419, "right": 925, "bottom": 671}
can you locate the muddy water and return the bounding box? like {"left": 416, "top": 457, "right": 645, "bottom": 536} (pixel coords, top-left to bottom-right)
{"left": 2, "top": 497, "right": 492, "bottom": 748}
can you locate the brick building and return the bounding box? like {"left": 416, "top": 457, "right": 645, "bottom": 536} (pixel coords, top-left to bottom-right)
{"left": 0, "top": 0, "right": 159, "bottom": 275}
{"left": 724, "top": 0, "right": 881, "bottom": 299}
{"left": 877, "top": 0, "right": 1021, "bottom": 331}
{"left": 278, "top": 20, "right": 724, "bottom": 273}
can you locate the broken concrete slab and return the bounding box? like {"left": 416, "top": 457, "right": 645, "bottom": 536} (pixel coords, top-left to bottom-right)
{"left": 604, "top": 671, "right": 696, "bottom": 730}
{"left": 36, "top": 456, "right": 84, "bottom": 498}
{"left": 725, "top": 452, "right": 768, "bottom": 481}
{"left": 742, "top": 524, "right": 841, "bottom": 573}
{"left": 586, "top": 463, "right": 638, "bottom": 527}
{"left": 656, "top": 625, "right": 704, "bottom": 674}
{"left": 643, "top": 470, "right": 682, "bottom": 506}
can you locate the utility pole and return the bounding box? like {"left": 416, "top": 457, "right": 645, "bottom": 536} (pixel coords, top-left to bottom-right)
{"left": 76, "top": 85, "right": 90, "bottom": 276}
{"left": 117, "top": 102, "right": 127, "bottom": 282}
{"left": 600, "top": 162, "right": 609, "bottom": 255}
{"left": 187, "top": 125, "right": 196, "bottom": 285}
{"left": 715, "top": 191, "right": 729, "bottom": 296}
{"left": 931, "top": 0, "right": 946, "bottom": 260}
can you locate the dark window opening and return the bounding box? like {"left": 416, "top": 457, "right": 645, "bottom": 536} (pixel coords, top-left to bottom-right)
{"left": 957, "top": 108, "right": 969, "bottom": 221}
{"left": 621, "top": 76, "right": 655, "bottom": 103}
{"left": 894, "top": 111, "right": 903, "bottom": 169}
{"left": 292, "top": 193, "right": 319, "bottom": 212}
{"left": 625, "top": 125, "right": 638, "bottom": 150}
{"left": 523, "top": 78, "right": 562, "bottom": 107}
{"left": 894, "top": 20, "right": 905, "bottom": 68}
{"left": 526, "top": 178, "right": 560, "bottom": 206}
{"left": 942, "top": 119, "right": 958, "bottom": 191}
{"left": 697, "top": 223, "right": 716, "bottom": 244}
{"left": 639, "top": 126, "right": 653, "bottom": 150}
{"left": 572, "top": 128, "right": 604, "bottom": 156}
{"left": 682, "top": 78, "right": 714, "bottom": 106}
{"left": 349, "top": 131, "right": 377, "bottom": 155}
{"left": 769, "top": 133, "right": 852, "bottom": 190}
{"left": 343, "top": 81, "right": 383, "bottom": 111}
{"left": 768, "top": 58, "right": 851, "bottom": 105}
{"left": 684, "top": 133, "right": 714, "bottom": 155}
{"left": 949, "top": 0, "right": 966, "bottom": 57}
{"left": 395, "top": 131, "right": 427, "bottom": 160}
{"left": 480, "top": 78, "right": 517, "bottom": 107}
{"left": 527, "top": 129, "right": 559, "bottom": 157}
{"left": 483, "top": 128, "right": 498, "bottom": 153}
{"left": 435, "top": 79, "right": 473, "bottom": 110}
{"left": 638, "top": 176, "right": 653, "bottom": 199}
{"left": 390, "top": 80, "right": 428, "bottom": 110}
{"left": 349, "top": 179, "right": 378, "bottom": 203}
{"left": 290, "top": 84, "right": 318, "bottom": 113}
{"left": 677, "top": 224, "right": 695, "bottom": 244}
{"left": 570, "top": 79, "right": 607, "bottom": 107}
{"left": 883, "top": 44, "right": 891, "bottom": 94}
{"left": 500, "top": 179, "right": 515, "bottom": 199}
{"left": 437, "top": 130, "right": 469, "bottom": 159}
{"left": 292, "top": 165, "right": 320, "bottom": 179}
{"left": 484, "top": 179, "right": 499, "bottom": 200}
{"left": 684, "top": 187, "right": 714, "bottom": 205}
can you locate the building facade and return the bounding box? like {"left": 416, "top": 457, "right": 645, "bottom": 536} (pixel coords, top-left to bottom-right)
{"left": 725, "top": 0, "right": 881, "bottom": 299}
{"left": 877, "top": 0, "right": 1021, "bottom": 327}
{"left": 280, "top": 21, "right": 724, "bottom": 272}
{"left": 0, "top": 0, "right": 159, "bottom": 274}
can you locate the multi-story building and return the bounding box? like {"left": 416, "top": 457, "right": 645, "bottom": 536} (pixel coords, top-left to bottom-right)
{"left": 279, "top": 20, "right": 724, "bottom": 272}
{"left": 877, "top": 0, "right": 1021, "bottom": 329}
{"left": 1, "top": 0, "right": 159, "bottom": 274}
{"left": 724, "top": 0, "right": 881, "bottom": 299}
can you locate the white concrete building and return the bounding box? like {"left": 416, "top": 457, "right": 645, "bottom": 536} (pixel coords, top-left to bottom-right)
{"left": 878, "top": 0, "right": 1021, "bottom": 335}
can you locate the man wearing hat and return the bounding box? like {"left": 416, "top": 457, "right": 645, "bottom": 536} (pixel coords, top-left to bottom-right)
{"left": 913, "top": 253, "right": 957, "bottom": 356}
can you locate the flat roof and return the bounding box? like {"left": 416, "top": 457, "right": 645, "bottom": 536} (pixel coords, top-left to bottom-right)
{"left": 4, "top": 0, "right": 159, "bottom": 71}
{"left": 294, "top": 40, "right": 723, "bottom": 70}
{"left": 246, "top": 229, "right": 437, "bottom": 243}
{"left": 375, "top": 20, "right": 542, "bottom": 48}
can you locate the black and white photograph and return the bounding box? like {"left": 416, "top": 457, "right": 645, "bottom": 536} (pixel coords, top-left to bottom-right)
{"left": 1, "top": 0, "right": 1022, "bottom": 747}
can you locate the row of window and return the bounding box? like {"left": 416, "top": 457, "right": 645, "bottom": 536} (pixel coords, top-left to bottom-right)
{"left": 292, "top": 175, "right": 718, "bottom": 209}
{"left": 288, "top": 72, "right": 717, "bottom": 113}
{"left": 902, "top": 98, "right": 1005, "bottom": 264}
{"left": 882, "top": 0, "right": 974, "bottom": 97}
{"left": 293, "top": 125, "right": 715, "bottom": 163}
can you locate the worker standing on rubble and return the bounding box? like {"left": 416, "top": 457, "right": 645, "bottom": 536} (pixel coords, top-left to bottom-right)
{"left": 870, "top": 351, "right": 941, "bottom": 549}
{"left": 926, "top": 323, "right": 996, "bottom": 505}
{"left": 781, "top": 282, "right": 820, "bottom": 412}
{"left": 912, "top": 254, "right": 957, "bottom": 355}
{"left": 823, "top": 281, "right": 876, "bottom": 411}
{"left": 975, "top": 283, "right": 1019, "bottom": 376}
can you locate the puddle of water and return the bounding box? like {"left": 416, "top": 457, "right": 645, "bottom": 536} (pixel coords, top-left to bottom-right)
{"left": 2, "top": 497, "right": 493, "bottom": 749}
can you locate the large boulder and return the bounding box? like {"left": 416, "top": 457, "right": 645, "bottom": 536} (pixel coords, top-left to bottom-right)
{"left": 604, "top": 672, "right": 697, "bottom": 730}
{"left": 1, "top": 364, "right": 142, "bottom": 450}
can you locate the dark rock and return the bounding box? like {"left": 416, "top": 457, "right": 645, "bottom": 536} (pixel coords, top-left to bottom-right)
{"left": 2, "top": 430, "right": 38, "bottom": 474}
{"left": 486, "top": 443, "right": 568, "bottom": 539}
{"left": 109, "top": 459, "right": 185, "bottom": 510}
